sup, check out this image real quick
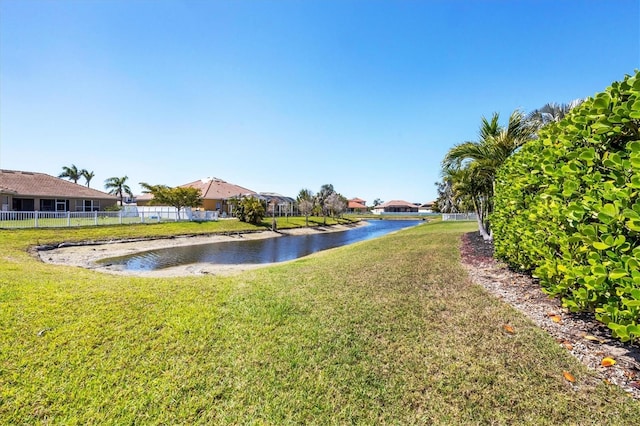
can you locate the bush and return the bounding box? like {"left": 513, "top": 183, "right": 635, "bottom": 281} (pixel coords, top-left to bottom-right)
{"left": 492, "top": 71, "right": 640, "bottom": 342}
{"left": 235, "top": 197, "right": 266, "bottom": 225}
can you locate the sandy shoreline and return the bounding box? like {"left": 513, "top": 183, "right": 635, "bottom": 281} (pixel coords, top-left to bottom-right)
{"left": 38, "top": 222, "right": 368, "bottom": 277}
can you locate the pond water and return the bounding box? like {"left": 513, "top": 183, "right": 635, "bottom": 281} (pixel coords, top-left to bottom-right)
{"left": 99, "top": 220, "right": 423, "bottom": 271}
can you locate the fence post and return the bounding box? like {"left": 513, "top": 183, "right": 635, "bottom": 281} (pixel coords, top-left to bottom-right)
{"left": 67, "top": 211, "right": 71, "bottom": 227}
{"left": 94, "top": 211, "right": 98, "bottom": 226}
{"left": 34, "top": 211, "right": 39, "bottom": 228}
{"left": 141, "top": 212, "right": 145, "bottom": 224}
{"left": 119, "top": 209, "right": 123, "bottom": 225}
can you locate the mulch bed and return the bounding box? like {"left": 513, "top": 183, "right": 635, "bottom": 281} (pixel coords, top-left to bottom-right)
{"left": 460, "top": 231, "right": 640, "bottom": 399}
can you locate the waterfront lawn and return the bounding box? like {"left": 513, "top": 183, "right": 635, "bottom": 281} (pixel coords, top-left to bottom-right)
{"left": 1, "top": 221, "right": 638, "bottom": 424}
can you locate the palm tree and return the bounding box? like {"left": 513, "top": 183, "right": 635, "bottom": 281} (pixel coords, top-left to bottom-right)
{"left": 81, "top": 169, "right": 95, "bottom": 188}
{"left": 527, "top": 99, "right": 585, "bottom": 130}
{"left": 58, "top": 164, "right": 81, "bottom": 184}
{"left": 435, "top": 167, "right": 463, "bottom": 213}
{"left": 441, "top": 110, "right": 535, "bottom": 241}
{"left": 104, "top": 176, "right": 133, "bottom": 206}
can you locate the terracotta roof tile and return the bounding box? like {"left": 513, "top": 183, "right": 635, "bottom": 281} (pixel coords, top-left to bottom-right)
{"left": 180, "top": 177, "right": 257, "bottom": 200}
{"left": 348, "top": 200, "right": 367, "bottom": 209}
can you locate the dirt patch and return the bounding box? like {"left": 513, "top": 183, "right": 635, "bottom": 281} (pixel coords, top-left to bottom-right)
{"left": 461, "top": 231, "right": 640, "bottom": 399}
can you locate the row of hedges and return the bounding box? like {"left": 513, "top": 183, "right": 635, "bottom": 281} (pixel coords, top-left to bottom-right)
{"left": 492, "top": 71, "right": 640, "bottom": 342}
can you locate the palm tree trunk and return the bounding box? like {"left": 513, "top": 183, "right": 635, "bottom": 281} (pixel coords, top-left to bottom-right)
{"left": 473, "top": 196, "right": 492, "bottom": 242}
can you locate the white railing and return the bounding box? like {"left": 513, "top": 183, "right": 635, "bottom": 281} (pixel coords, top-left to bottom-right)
{"left": 0, "top": 207, "right": 219, "bottom": 229}
{"left": 442, "top": 213, "right": 478, "bottom": 221}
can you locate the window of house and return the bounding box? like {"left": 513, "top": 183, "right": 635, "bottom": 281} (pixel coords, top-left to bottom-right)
{"left": 40, "top": 199, "right": 55, "bottom": 211}
{"left": 13, "top": 198, "right": 35, "bottom": 211}
{"left": 81, "top": 200, "right": 100, "bottom": 211}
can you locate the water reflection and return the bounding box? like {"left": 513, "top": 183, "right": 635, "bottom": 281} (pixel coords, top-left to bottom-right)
{"left": 99, "top": 220, "right": 422, "bottom": 271}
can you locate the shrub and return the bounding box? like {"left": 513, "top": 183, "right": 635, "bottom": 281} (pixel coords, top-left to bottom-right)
{"left": 235, "top": 197, "right": 266, "bottom": 225}
{"left": 492, "top": 71, "right": 640, "bottom": 342}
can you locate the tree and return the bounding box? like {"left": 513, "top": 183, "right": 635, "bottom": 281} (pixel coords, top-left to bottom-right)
{"left": 81, "top": 169, "right": 95, "bottom": 187}
{"left": 59, "top": 164, "right": 81, "bottom": 184}
{"left": 316, "top": 184, "right": 335, "bottom": 225}
{"left": 139, "top": 182, "right": 203, "bottom": 220}
{"left": 434, "top": 167, "right": 461, "bottom": 213}
{"left": 526, "top": 99, "right": 585, "bottom": 130}
{"left": 373, "top": 198, "right": 383, "bottom": 207}
{"left": 104, "top": 176, "right": 133, "bottom": 206}
{"left": 233, "top": 196, "right": 265, "bottom": 225}
{"left": 297, "top": 188, "right": 315, "bottom": 226}
{"left": 441, "top": 110, "right": 535, "bottom": 241}
{"left": 325, "top": 192, "right": 347, "bottom": 218}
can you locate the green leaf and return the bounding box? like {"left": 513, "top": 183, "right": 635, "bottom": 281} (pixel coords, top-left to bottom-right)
{"left": 591, "top": 121, "right": 613, "bottom": 134}
{"left": 623, "top": 209, "right": 640, "bottom": 220}
{"left": 578, "top": 148, "right": 596, "bottom": 162}
{"left": 580, "top": 224, "right": 597, "bottom": 236}
{"left": 592, "top": 241, "right": 610, "bottom": 250}
{"left": 626, "top": 219, "right": 640, "bottom": 232}
{"left": 609, "top": 269, "right": 628, "bottom": 280}
{"left": 592, "top": 265, "right": 607, "bottom": 277}
{"left": 598, "top": 203, "right": 618, "bottom": 223}
{"left": 628, "top": 141, "right": 640, "bottom": 153}
{"left": 608, "top": 322, "right": 629, "bottom": 339}
{"left": 593, "top": 93, "right": 611, "bottom": 109}
{"left": 627, "top": 325, "right": 640, "bottom": 337}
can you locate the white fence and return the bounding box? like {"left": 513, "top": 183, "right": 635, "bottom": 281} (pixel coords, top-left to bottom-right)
{"left": 442, "top": 213, "right": 478, "bottom": 221}
{"left": 0, "top": 207, "right": 219, "bottom": 229}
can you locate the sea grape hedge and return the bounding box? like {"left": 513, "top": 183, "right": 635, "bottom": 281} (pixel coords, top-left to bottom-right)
{"left": 492, "top": 71, "right": 640, "bottom": 342}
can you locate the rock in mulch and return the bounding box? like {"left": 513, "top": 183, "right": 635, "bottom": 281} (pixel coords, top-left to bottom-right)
{"left": 460, "top": 231, "right": 640, "bottom": 400}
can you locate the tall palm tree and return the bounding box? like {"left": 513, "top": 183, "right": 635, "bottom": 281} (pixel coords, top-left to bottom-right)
{"left": 104, "top": 176, "right": 133, "bottom": 206}
{"left": 58, "top": 164, "right": 81, "bottom": 184}
{"left": 441, "top": 110, "right": 535, "bottom": 241}
{"left": 81, "top": 169, "right": 95, "bottom": 188}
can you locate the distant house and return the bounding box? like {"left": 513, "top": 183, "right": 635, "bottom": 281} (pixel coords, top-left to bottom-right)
{"left": 418, "top": 201, "right": 436, "bottom": 214}
{"left": 260, "top": 192, "right": 296, "bottom": 216}
{"left": 0, "top": 169, "right": 116, "bottom": 212}
{"left": 137, "top": 177, "right": 258, "bottom": 215}
{"left": 347, "top": 197, "right": 367, "bottom": 213}
{"left": 372, "top": 199, "right": 419, "bottom": 215}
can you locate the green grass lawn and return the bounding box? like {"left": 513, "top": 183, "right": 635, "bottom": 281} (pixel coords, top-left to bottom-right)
{"left": 1, "top": 219, "right": 638, "bottom": 424}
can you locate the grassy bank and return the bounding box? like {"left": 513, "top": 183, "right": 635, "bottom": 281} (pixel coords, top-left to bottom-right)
{"left": 1, "top": 220, "right": 638, "bottom": 424}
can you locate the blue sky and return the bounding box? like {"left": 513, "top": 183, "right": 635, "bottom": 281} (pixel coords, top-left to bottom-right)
{"left": 1, "top": 0, "right": 638, "bottom": 204}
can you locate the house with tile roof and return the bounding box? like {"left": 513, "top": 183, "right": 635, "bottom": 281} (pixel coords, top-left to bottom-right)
{"left": 0, "top": 169, "right": 117, "bottom": 212}
{"left": 418, "top": 201, "right": 436, "bottom": 213}
{"left": 372, "top": 199, "right": 419, "bottom": 215}
{"left": 137, "top": 177, "right": 258, "bottom": 215}
{"left": 347, "top": 198, "right": 367, "bottom": 213}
